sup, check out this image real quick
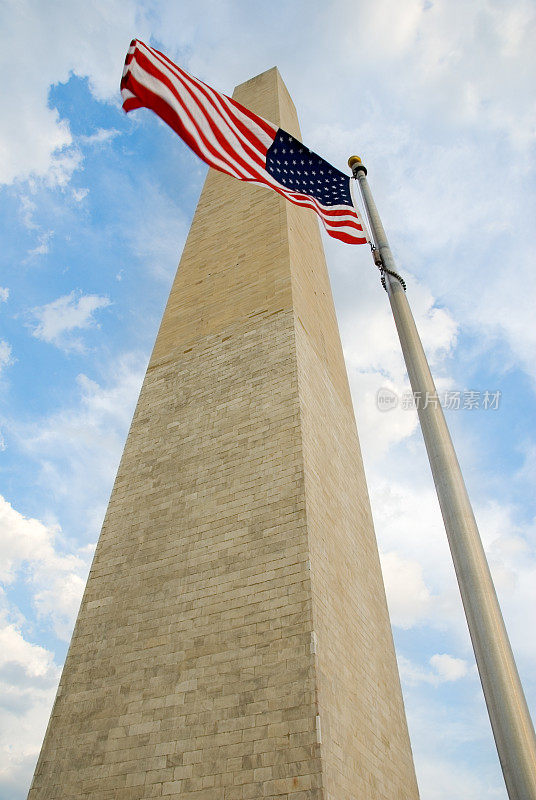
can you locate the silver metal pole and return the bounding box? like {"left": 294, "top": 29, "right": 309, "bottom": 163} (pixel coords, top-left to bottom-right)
{"left": 348, "top": 156, "right": 536, "bottom": 800}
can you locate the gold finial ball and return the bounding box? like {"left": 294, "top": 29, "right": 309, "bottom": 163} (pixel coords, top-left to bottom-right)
{"left": 348, "top": 155, "right": 362, "bottom": 169}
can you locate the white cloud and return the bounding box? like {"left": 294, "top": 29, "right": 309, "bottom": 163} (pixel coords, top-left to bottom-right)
{"left": 27, "top": 230, "right": 53, "bottom": 258}
{"left": 0, "top": 623, "right": 56, "bottom": 679}
{"left": 33, "top": 573, "right": 86, "bottom": 642}
{"left": 0, "top": 498, "right": 59, "bottom": 585}
{"left": 0, "top": 496, "right": 89, "bottom": 639}
{"left": 398, "top": 653, "right": 470, "bottom": 686}
{"left": 38, "top": 147, "right": 83, "bottom": 190}
{"left": 473, "top": 502, "right": 536, "bottom": 669}
{"left": 72, "top": 187, "right": 89, "bottom": 202}
{"left": 127, "top": 177, "right": 190, "bottom": 282}
{"left": 370, "top": 474, "right": 536, "bottom": 683}
{"left": 0, "top": 340, "right": 13, "bottom": 376}
{"left": 402, "top": 680, "right": 506, "bottom": 800}
{"left": 30, "top": 291, "right": 111, "bottom": 352}
{"left": 380, "top": 551, "right": 433, "bottom": 629}
{"left": 0, "top": 0, "right": 144, "bottom": 186}
{"left": 319, "top": 0, "right": 536, "bottom": 151}
{"left": 0, "top": 496, "right": 101, "bottom": 794}
{"left": 0, "top": 287, "right": 8, "bottom": 302}
{"left": 13, "top": 352, "right": 146, "bottom": 539}
{"left": 0, "top": 494, "right": 88, "bottom": 800}
{"left": 0, "top": 616, "right": 60, "bottom": 800}
{"left": 415, "top": 752, "right": 504, "bottom": 800}
{"left": 430, "top": 653, "right": 469, "bottom": 682}
{"left": 19, "top": 196, "right": 37, "bottom": 230}
{"left": 79, "top": 128, "right": 120, "bottom": 146}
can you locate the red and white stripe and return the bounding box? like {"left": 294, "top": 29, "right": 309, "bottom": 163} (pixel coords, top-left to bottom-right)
{"left": 122, "top": 40, "right": 368, "bottom": 245}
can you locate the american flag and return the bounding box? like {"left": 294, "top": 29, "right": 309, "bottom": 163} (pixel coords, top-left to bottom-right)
{"left": 121, "top": 40, "right": 368, "bottom": 245}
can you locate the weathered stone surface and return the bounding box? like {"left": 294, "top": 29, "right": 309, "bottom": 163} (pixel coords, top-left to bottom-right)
{"left": 29, "top": 67, "right": 419, "bottom": 800}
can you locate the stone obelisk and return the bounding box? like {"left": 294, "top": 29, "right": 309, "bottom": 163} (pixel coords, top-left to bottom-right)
{"left": 29, "top": 68, "right": 419, "bottom": 800}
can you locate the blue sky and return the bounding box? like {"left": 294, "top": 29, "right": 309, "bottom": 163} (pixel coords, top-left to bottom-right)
{"left": 1, "top": 1, "right": 535, "bottom": 798}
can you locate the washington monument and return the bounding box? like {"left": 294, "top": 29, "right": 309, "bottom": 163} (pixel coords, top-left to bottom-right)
{"left": 28, "top": 68, "right": 419, "bottom": 800}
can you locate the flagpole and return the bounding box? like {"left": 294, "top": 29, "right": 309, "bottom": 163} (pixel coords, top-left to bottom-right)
{"left": 348, "top": 156, "right": 536, "bottom": 800}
